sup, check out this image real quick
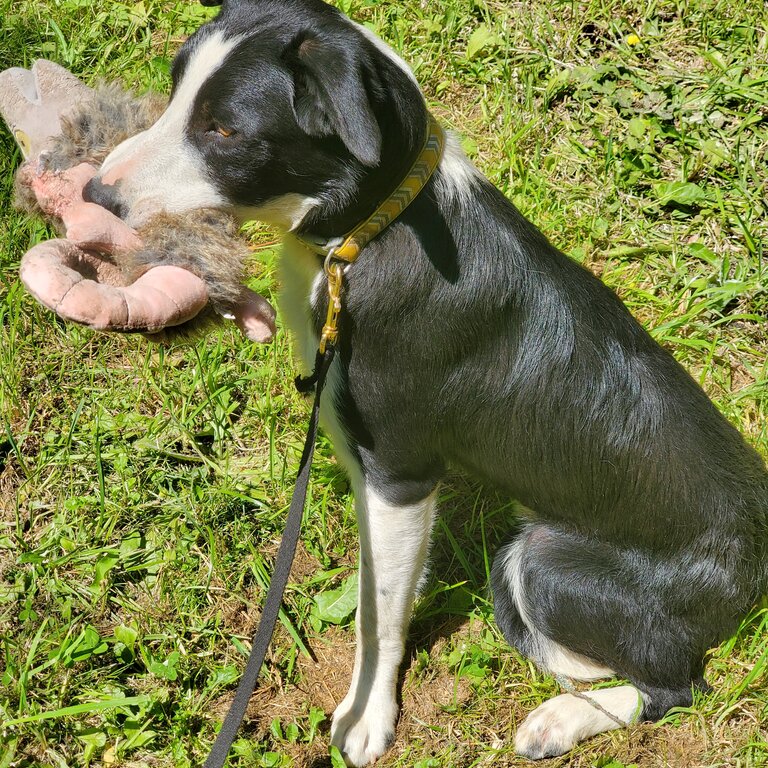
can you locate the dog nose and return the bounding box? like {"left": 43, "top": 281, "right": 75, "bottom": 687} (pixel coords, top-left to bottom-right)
{"left": 82, "top": 176, "right": 126, "bottom": 219}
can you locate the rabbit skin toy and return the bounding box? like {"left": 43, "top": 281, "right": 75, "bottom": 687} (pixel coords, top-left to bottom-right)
{"left": 1, "top": 59, "right": 276, "bottom": 342}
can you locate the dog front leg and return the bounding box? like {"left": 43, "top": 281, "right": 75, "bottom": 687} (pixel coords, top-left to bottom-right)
{"left": 330, "top": 483, "right": 438, "bottom": 766}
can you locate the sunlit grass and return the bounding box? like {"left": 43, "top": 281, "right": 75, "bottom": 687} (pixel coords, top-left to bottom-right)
{"left": 0, "top": 0, "right": 766, "bottom": 766}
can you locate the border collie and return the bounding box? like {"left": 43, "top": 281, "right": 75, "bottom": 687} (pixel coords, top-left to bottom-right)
{"left": 84, "top": 0, "right": 768, "bottom": 764}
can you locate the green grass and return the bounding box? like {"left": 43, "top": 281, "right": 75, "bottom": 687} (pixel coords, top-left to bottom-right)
{"left": 1, "top": 0, "right": 767, "bottom": 766}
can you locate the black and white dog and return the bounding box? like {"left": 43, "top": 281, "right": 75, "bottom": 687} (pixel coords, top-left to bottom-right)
{"left": 85, "top": 0, "right": 768, "bottom": 763}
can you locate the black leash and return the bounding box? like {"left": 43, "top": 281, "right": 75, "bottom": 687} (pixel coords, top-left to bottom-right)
{"left": 203, "top": 346, "right": 335, "bottom": 768}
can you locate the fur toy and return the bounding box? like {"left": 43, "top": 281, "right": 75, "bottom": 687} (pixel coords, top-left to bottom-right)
{"left": 0, "top": 60, "right": 276, "bottom": 341}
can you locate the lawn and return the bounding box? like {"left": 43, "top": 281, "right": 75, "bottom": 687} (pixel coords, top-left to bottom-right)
{"left": 1, "top": 0, "right": 766, "bottom": 767}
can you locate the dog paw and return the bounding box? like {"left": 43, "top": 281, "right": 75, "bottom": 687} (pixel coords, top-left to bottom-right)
{"left": 514, "top": 694, "right": 583, "bottom": 759}
{"left": 515, "top": 687, "right": 638, "bottom": 760}
{"left": 330, "top": 694, "right": 398, "bottom": 766}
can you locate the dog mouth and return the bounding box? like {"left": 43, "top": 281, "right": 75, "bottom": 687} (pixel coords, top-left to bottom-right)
{"left": 92, "top": 143, "right": 233, "bottom": 229}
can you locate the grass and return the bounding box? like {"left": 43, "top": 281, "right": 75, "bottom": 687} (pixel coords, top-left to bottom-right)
{"left": 1, "top": 0, "right": 767, "bottom": 766}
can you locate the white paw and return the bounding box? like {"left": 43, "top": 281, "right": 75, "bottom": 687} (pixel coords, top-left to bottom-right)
{"left": 515, "top": 694, "right": 588, "bottom": 759}
{"left": 515, "top": 687, "right": 639, "bottom": 760}
{"left": 330, "top": 694, "right": 398, "bottom": 767}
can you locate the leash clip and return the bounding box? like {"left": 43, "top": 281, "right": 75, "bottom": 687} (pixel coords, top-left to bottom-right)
{"left": 320, "top": 250, "right": 344, "bottom": 355}
{"left": 295, "top": 250, "right": 344, "bottom": 393}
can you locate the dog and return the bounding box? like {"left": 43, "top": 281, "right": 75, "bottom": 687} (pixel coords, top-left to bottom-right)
{"left": 83, "top": 0, "right": 768, "bottom": 764}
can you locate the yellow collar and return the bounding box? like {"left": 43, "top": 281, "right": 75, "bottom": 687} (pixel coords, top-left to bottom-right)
{"left": 297, "top": 112, "right": 446, "bottom": 262}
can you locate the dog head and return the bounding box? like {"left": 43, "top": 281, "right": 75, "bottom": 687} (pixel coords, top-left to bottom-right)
{"left": 86, "top": 0, "right": 427, "bottom": 235}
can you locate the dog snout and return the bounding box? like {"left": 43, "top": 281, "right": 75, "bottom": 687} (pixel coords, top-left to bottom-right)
{"left": 82, "top": 176, "right": 127, "bottom": 220}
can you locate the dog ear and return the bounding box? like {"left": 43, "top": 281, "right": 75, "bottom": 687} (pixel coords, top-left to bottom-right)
{"left": 285, "top": 31, "right": 382, "bottom": 167}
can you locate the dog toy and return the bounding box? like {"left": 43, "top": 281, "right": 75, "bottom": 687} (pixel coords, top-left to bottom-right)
{"left": 1, "top": 60, "right": 276, "bottom": 341}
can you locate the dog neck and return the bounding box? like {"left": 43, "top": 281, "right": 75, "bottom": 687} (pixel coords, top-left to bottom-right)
{"left": 295, "top": 114, "right": 445, "bottom": 259}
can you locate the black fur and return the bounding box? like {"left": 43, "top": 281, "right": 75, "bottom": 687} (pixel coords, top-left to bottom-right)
{"left": 335, "top": 173, "right": 768, "bottom": 706}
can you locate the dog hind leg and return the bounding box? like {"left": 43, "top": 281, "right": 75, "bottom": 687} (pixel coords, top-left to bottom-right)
{"left": 330, "top": 483, "right": 438, "bottom": 767}
{"left": 491, "top": 525, "right": 615, "bottom": 682}
{"left": 513, "top": 679, "right": 701, "bottom": 759}
{"left": 492, "top": 523, "right": 703, "bottom": 758}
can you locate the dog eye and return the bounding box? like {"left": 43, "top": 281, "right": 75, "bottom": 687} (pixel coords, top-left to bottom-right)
{"left": 206, "top": 123, "right": 236, "bottom": 139}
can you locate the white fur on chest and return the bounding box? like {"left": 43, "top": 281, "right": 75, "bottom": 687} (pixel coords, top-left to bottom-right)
{"left": 277, "top": 239, "right": 361, "bottom": 480}
{"left": 277, "top": 237, "right": 325, "bottom": 373}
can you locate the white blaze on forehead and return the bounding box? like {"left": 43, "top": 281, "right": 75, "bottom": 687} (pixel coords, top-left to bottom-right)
{"left": 157, "top": 30, "right": 244, "bottom": 129}
{"left": 101, "top": 30, "right": 241, "bottom": 179}
{"left": 97, "top": 30, "right": 245, "bottom": 227}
